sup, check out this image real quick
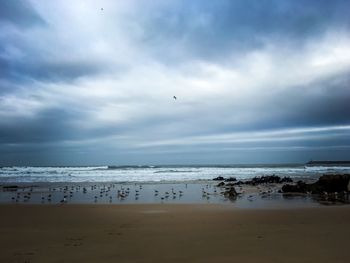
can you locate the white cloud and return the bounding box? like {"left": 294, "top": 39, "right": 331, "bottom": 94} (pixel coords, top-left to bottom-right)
{"left": 1, "top": 0, "right": 350, "bottom": 164}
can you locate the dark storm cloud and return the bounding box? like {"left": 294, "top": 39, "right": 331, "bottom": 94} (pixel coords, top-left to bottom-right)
{"left": 0, "top": 109, "right": 79, "bottom": 144}
{"left": 138, "top": 0, "right": 350, "bottom": 61}
{"left": 0, "top": 37, "right": 108, "bottom": 84}
{"left": 0, "top": 0, "right": 45, "bottom": 27}
{"left": 146, "top": 71, "right": 350, "bottom": 138}
{"left": 0, "top": 104, "right": 135, "bottom": 146}
{"left": 230, "top": 72, "right": 350, "bottom": 132}
{"left": 0, "top": 56, "right": 10, "bottom": 78}
{"left": 273, "top": 74, "right": 350, "bottom": 127}
{"left": 0, "top": 58, "right": 106, "bottom": 83}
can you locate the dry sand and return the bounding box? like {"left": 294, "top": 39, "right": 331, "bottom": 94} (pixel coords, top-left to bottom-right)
{"left": 1, "top": 204, "right": 350, "bottom": 263}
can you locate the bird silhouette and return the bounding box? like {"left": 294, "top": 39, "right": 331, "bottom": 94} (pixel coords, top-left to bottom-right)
{"left": 173, "top": 96, "right": 177, "bottom": 100}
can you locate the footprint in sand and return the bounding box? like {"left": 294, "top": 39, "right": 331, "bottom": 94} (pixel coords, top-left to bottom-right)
{"left": 108, "top": 231, "right": 123, "bottom": 236}
{"left": 64, "top": 237, "right": 84, "bottom": 247}
{"left": 12, "top": 251, "right": 35, "bottom": 263}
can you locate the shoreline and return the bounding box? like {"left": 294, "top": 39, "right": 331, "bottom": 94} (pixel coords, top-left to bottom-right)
{"left": 0, "top": 181, "right": 337, "bottom": 207}
{"left": 1, "top": 202, "right": 349, "bottom": 210}
{"left": 1, "top": 178, "right": 349, "bottom": 207}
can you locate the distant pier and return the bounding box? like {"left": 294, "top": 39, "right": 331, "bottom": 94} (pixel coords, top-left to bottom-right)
{"left": 306, "top": 160, "right": 350, "bottom": 166}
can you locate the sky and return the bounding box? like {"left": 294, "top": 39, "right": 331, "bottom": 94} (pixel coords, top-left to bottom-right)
{"left": 0, "top": 0, "right": 350, "bottom": 166}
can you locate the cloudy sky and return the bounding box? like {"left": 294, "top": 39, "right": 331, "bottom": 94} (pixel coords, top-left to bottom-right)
{"left": 1, "top": 0, "right": 350, "bottom": 165}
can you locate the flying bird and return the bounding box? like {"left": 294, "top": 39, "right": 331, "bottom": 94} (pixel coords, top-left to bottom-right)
{"left": 101, "top": 7, "right": 104, "bottom": 11}
{"left": 173, "top": 96, "right": 177, "bottom": 100}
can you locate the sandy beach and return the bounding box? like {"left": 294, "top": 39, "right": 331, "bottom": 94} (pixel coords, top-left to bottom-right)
{"left": 1, "top": 204, "right": 350, "bottom": 263}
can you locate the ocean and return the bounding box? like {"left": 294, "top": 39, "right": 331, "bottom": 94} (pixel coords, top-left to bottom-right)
{"left": 1, "top": 164, "right": 350, "bottom": 183}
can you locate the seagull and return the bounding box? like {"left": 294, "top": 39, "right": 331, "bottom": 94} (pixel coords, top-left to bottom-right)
{"left": 101, "top": 8, "right": 104, "bottom": 11}
{"left": 173, "top": 96, "right": 177, "bottom": 100}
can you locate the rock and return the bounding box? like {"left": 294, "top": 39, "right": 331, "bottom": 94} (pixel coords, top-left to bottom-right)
{"left": 280, "top": 177, "right": 293, "bottom": 183}
{"left": 232, "top": 180, "right": 244, "bottom": 186}
{"left": 282, "top": 181, "right": 308, "bottom": 193}
{"left": 282, "top": 174, "right": 350, "bottom": 194}
{"left": 2, "top": 185, "right": 18, "bottom": 191}
{"left": 245, "top": 175, "right": 288, "bottom": 185}
{"left": 224, "top": 187, "right": 238, "bottom": 199}
{"left": 315, "top": 174, "right": 350, "bottom": 193}
{"left": 225, "top": 177, "right": 237, "bottom": 182}
{"left": 281, "top": 184, "right": 293, "bottom": 192}
{"left": 217, "top": 182, "right": 225, "bottom": 187}
{"left": 213, "top": 176, "right": 225, "bottom": 181}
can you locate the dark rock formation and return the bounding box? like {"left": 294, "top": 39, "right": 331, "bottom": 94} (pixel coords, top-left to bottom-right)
{"left": 217, "top": 182, "right": 225, "bottom": 187}
{"left": 317, "top": 174, "right": 350, "bottom": 193}
{"left": 224, "top": 187, "right": 238, "bottom": 199}
{"left": 282, "top": 174, "right": 350, "bottom": 194}
{"left": 214, "top": 175, "right": 292, "bottom": 185}
{"left": 2, "top": 185, "right": 18, "bottom": 191}
{"left": 225, "top": 177, "right": 237, "bottom": 182}
{"left": 280, "top": 177, "right": 293, "bottom": 183}
{"left": 282, "top": 181, "right": 308, "bottom": 193}
{"left": 213, "top": 176, "right": 225, "bottom": 181}
{"left": 245, "top": 175, "right": 293, "bottom": 185}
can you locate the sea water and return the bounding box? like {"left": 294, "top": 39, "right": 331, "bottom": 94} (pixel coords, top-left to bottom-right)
{"left": 1, "top": 164, "right": 350, "bottom": 183}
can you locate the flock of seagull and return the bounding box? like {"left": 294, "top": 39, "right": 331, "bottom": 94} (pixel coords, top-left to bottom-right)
{"left": 116, "top": 185, "right": 185, "bottom": 201}
{"left": 6, "top": 183, "right": 230, "bottom": 204}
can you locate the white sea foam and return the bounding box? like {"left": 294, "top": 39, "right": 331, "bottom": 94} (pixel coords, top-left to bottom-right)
{"left": 1, "top": 165, "right": 350, "bottom": 183}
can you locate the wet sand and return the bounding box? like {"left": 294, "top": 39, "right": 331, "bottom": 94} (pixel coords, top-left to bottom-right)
{"left": 2, "top": 181, "right": 338, "bottom": 207}
{"left": 1, "top": 204, "right": 350, "bottom": 263}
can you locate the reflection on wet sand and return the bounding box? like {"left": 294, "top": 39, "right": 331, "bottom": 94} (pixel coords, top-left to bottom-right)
{"left": 1, "top": 174, "right": 349, "bottom": 208}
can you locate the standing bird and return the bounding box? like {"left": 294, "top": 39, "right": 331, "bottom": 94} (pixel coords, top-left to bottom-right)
{"left": 173, "top": 96, "right": 177, "bottom": 100}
